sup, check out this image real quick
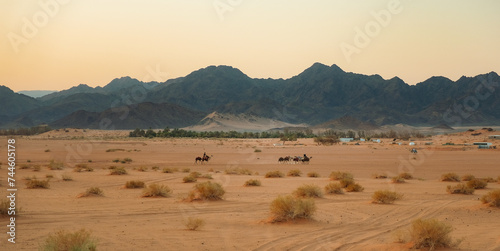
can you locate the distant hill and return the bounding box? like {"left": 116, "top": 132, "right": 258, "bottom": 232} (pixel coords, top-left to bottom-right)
{"left": 1, "top": 63, "right": 500, "bottom": 130}
{"left": 17, "top": 90, "right": 57, "bottom": 98}
{"left": 313, "top": 116, "right": 379, "bottom": 131}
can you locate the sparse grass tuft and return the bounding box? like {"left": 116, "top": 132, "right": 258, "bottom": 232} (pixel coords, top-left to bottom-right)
{"left": 183, "top": 175, "right": 197, "bottom": 183}
{"left": 46, "top": 174, "right": 54, "bottom": 179}
{"left": 106, "top": 148, "right": 125, "bottom": 152}
{"left": 480, "top": 189, "right": 500, "bottom": 207}
{"left": 440, "top": 173, "right": 460, "bottom": 182}
{"left": 398, "top": 172, "right": 413, "bottom": 180}
{"left": 142, "top": 184, "right": 172, "bottom": 197}
{"left": 201, "top": 174, "right": 213, "bottom": 179}
{"left": 225, "top": 167, "right": 252, "bottom": 175}
{"left": 137, "top": 166, "right": 148, "bottom": 172}
{"left": 40, "top": 228, "right": 97, "bottom": 251}
{"left": 20, "top": 164, "right": 30, "bottom": 169}
{"left": 409, "top": 218, "right": 455, "bottom": 250}
{"left": 391, "top": 176, "right": 406, "bottom": 183}
{"left": 33, "top": 165, "right": 41, "bottom": 172}
{"left": 324, "top": 182, "right": 344, "bottom": 194}
{"left": 125, "top": 180, "right": 145, "bottom": 189}
{"left": 372, "top": 173, "right": 388, "bottom": 179}
{"left": 345, "top": 183, "right": 364, "bottom": 192}
{"left": 162, "top": 167, "right": 178, "bottom": 173}
{"left": 265, "top": 170, "right": 284, "bottom": 178}
{"left": 26, "top": 179, "right": 50, "bottom": 189}
{"left": 44, "top": 149, "right": 51, "bottom": 152}
{"left": 185, "top": 217, "right": 205, "bottom": 231}
{"left": 307, "top": 172, "right": 320, "bottom": 178}
{"left": 123, "top": 158, "right": 133, "bottom": 163}
{"left": 109, "top": 167, "right": 127, "bottom": 175}
{"left": 74, "top": 164, "right": 93, "bottom": 172}
{"left": 112, "top": 158, "right": 120, "bottom": 163}
{"left": 189, "top": 171, "right": 202, "bottom": 178}
{"left": 186, "top": 181, "right": 225, "bottom": 201}
{"left": 244, "top": 179, "right": 261, "bottom": 187}
{"left": 269, "top": 195, "right": 316, "bottom": 222}
{"left": 480, "top": 177, "right": 496, "bottom": 183}
{"left": 48, "top": 160, "right": 64, "bottom": 170}
{"left": 339, "top": 177, "right": 355, "bottom": 188}
{"left": 287, "top": 169, "right": 302, "bottom": 177}
{"left": 151, "top": 166, "right": 160, "bottom": 171}
{"left": 329, "top": 171, "right": 353, "bottom": 181}
{"left": 447, "top": 183, "right": 474, "bottom": 195}
{"left": 372, "top": 190, "right": 403, "bottom": 204}
{"left": 182, "top": 168, "right": 191, "bottom": 173}
{"left": 79, "top": 187, "right": 104, "bottom": 197}
{"left": 293, "top": 184, "right": 323, "bottom": 198}
{"left": 461, "top": 174, "right": 475, "bottom": 181}
{"left": 62, "top": 175, "right": 73, "bottom": 181}
{"left": 467, "top": 179, "right": 487, "bottom": 189}
{"left": 254, "top": 149, "right": 262, "bottom": 153}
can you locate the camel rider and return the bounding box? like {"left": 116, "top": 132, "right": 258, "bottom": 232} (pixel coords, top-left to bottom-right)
{"left": 203, "top": 152, "right": 207, "bottom": 159}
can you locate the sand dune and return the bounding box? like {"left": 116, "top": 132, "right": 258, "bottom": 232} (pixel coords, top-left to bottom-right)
{"left": 1, "top": 130, "right": 499, "bottom": 250}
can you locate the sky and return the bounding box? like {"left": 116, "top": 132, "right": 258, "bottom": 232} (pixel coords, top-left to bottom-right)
{"left": 1, "top": 0, "right": 500, "bottom": 92}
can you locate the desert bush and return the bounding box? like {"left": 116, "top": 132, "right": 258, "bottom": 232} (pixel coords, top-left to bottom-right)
{"left": 142, "top": 184, "right": 172, "bottom": 197}
{"left": 182, "top": 168, "right": 191, "bottom": 173}
{"left": 244, "top": 179, "right": 261, "bottom": 187}
{"left": 40, "top": 228, "right": 97, "bottom": 251}
{"left": 162, "top": 167, "right": 177, "bottom": 173}
{"left": 46, "top": 174, "right": 54, "bottom": 179}
{"left": 254, "top": 149, "right": 262, "bottom": 153}
{"left": 391, "top": 176, "right": 406, "bottom": 183}
{"left": 461, "top": 174, "right": 475, "bottom": 181}
{"left": 123, "top": 158, "right": 133, "bottom": 163}
{"left": 287, "top": 169, "right": 302, "bottom": 177}
{"left": 78, "top": 187, "right": 104, "bottom": 197}
{"left": 498, "top": 176, "right": 500, "bottom": 184}
{"left": 125, "top": 180, "right": 145, "bottom": 189}
{"left": 185, "top": 217, "right": 205, "bottom": 231}
{"left": 293, "top": 184, "right": 323, "bottom": 198}
{"left": 20, "top": 164, "right": 30, "bottom": 169}
{"left": 112, "top": 159, "right": 120, "bottom": 163}
{"left": 481, "top": 189, "right": 500, "bottom": 207}
{"left": 329, "top": 171, "right": 353, "bottom": 180}
{"left": 446, "top": 183, "right": 474, "bottom": 195}
{"left": 372, "top": 190, "right": 403, "bottom": 204}
{"left": 48, "top": 160, "right": 64, "bottom": 170}
{"left": 339, "top": 177, "right": 355, "bottom": 188}
{"left": 74, "top": 164, "right": 93, "bottom": 172}
{"left": 106, "top": 148, "right": 125, "bottom": 152}
{"left": 62, "top": 175, "right": 73, "bottom": 181}
{"left": 187, "top": 181, "right": 225, "bottom": 201}
{"left": 324, "top": 182, "right": 344, "bottom": 194}
{"left": 1, "top": 199, "right": 18, "bottom": 216}
{"left": 269, "top": 195, "right": 316, "bottom": 222}
{"left": 467, "top": 179, "right": 487, "bottom": 189}
{"left": 189, "top": 171, "right": 202, "bottom": 178}
{"left": 137, "top": 166, "right": 148, "bottom": 172}
{"left": 265, "top": 170, "right": 284, "bottom": 178}
{"left": 440, "top": 173, "right": 460, "bottom": 182}
{"left": 201, "top": 174, "right": 213, "bottom": 179}
{"left": 225, "top": 168, "right": 252, "bottom": 175}
{"left": 151, "top": 166, "right": 160, "bottom": 171}
{"left": 183, "top": 175, "right": 197, "bottom": 183}
{"left": 33, "top": 165, "right": 41, "bottom": 172}
{"left": 44, "top": 149, "right": 51, "bottom": 152}
{"left": 26, "top": 179, "right": 50, "bottom": 189}
{"left": 307, "top": 172, "right": 320, "bottom": 178}
{"left": 345, "top": 183, "right": 364, "bottom": 192}
{"left": 480, "top": 177, "right": 496, "bottom": 183}
{"left": 409, "top": 218, "right": 454, "bottom": 250}
{"left": 398, "top": 172, "right": 413, "bottom": 180}
{"left": 372, "top": 173, "right": 387, "bottom": 179}
{"left": 109, "top": 167, "right": 127, "bottom": 175}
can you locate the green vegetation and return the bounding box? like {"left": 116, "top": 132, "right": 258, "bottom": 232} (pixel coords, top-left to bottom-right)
{"left": 0, "top": 125, "right": 51, "bottom": 136}
{"left": 129, "top": 127, "right": 315, "bottom": 139}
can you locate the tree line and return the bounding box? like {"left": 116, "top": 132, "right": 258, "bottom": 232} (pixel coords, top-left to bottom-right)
{"left": 0, "top": 125, "right": 52, "bottom": 136}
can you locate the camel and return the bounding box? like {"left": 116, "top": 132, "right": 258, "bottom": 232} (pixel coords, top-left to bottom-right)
{"left": 195, "top": 155, "right": 211, "bottom": 164}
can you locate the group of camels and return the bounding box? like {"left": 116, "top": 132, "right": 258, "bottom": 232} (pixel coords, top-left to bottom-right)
{"left": 195, "top": 153, "right": 312, "bottom": 164}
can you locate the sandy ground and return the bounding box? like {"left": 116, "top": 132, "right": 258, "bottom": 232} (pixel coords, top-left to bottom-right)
{"left": 1, "top": 129, "right": 500, "bottom": 250}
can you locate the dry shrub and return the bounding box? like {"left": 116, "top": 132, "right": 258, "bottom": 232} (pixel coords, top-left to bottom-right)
{"left": 26, "top": 179, "right": 50, "bottom": 189}
{"left": 265, "top": 170, "right": 284, "bottom": 178}
{"left": 293, "top": 184, "right": 323, "bottom": 198}
{"left": 109, "top": 167, "right": 127, "bottom": 175}
{"left": 123, "top": 158, "right": 133, "bottom": 163}
{"left": 269, "top": 195, "right": 316, "bottom": 222}
{"left": 409, "top": 218, "right": 455, "bottom": 250}
{"left": 48, "top": 160, "right": 64, "bottom": 170}
{"left": 20, "top": 164, "right": 30, "bottom": 169}
{"left": 62, "top": 175, "right": 73, "bottom": 181}
{"left": 201, "top": 174, "right": 213, "bottom": 179}
{"left": 481, "top": 189, "right": 500, "bottom": 207}
{"left": 307, "top": 172, "right": 320, "bottom": 178}
{"left": 185, "top": 217, "right": 205, "bottom": 230}
{"left": 372, "top": 190, "right": 403, "bottom": 204}
{"left": 391, "top": 176, "right": 406, "bottom": 184}
{"left": 339, "top": 177, "right": 355, "bottom": 188}
{"left": 480, "top": 177, "right": 496, "bottom": 183}
{"left": 181, "top": 168, "right": 191, "bottom": 173}
{"left": 329, "top": 171, "right": 353, "bottom": 180}
{"left": 461, "top": 174, "right": 475, "bottom": 181}
{"left": 398, "top": 172, "right": 413, "bottom": 180}
{"left": 80, "top": 187, "right": 104, "bottom": 197}
{"left": 287, "top": 169, "right": 302, "bottom": 177}
{"left": 74, "top": 163, "right": 93, "bottom": 172}
{"left": 225, "top": 168, "right": 252, "bottom": 175}
{"left": 40, "top": 228, "right": 97, "bottom": 251}
{"left": 244, "top": 179, "right": 261, "bottom": 186}
{"left": 189, "top": 171, "right": 202, "bottom": 178}
{"left": 106, "top": 148, "right": 125, "bottom": 152}
{"left": 151, "top": 166, "right": 160, "bottom": 171}
{"left": 33, "top": 165, "right": 41, "bottom": 172}
{"left": 372, "top": 173, "right": 387, "bottom": 179}
{"left": 446, "top": 183, "right": 474, "bottom": 195}
{"left": 324, "top": 182, "right": 344, "bottom": 194}
{"left": 467, "top": 179, "right": 487, "bottom": 189}
{"left": 46, "top": 174, "right": 54, "bottom": 179}
{"left": 183, "top": 175, "right": 197, "bottom": 183}
{"left": 187, "top": 181, "right": 225, "bottom": 201}
{"left": 162, "top": 167, "right": 177, "bottom": 173}
{"left": 142, "top": 184, "right": 172, "bottom": 197}
{"left": 125, "top": 180, "right": 145, "bottom": 189}
{"left": 345, "top": 183, "right": 364, "bottom": 192}
{"left": 440, "top": 173, "right": 460, "bottom": 182}
{"left": 137, "top": 166, "right": 148, "bottom": 172}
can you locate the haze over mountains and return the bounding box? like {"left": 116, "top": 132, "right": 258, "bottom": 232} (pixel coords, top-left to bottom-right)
{"left": 1, "top": 63, "right": 499, "bottom": 130}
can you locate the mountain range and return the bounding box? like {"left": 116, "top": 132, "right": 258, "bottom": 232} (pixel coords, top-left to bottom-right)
{"left": 1, "top": 63, "right": 499, "bottom": 130}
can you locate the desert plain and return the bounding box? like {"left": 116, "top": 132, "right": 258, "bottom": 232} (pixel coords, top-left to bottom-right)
{"left": 1, "top": 128, "right": 500, "bottom": 250}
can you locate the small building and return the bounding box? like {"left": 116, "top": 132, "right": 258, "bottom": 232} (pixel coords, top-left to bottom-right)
{"left": 360, "top": 138, "right": 366, "bottom": 142}
{"left": 372, "top": 139, "right": 381, "bottom": 143}
{"left": 339, "top": 138, "right": 354, "bottom": 142}
{"left": 473, "top": 142, "right": 492, "bottom": 146}
{"left": 409, "top": 142, "right": 416, "bottom": 146}
{"left": 489, "top": 135, "right": 500, "bottom": 139}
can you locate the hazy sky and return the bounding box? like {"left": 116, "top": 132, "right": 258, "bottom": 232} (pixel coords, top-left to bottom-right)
{"left": 1, "top": 0, "right": 499, "bottom": 91}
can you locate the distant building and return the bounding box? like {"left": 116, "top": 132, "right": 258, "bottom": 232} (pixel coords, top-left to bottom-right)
{"left": 473, "top": 142, "right": 492, "bottom": 146}
{"left": 409, "top": 142, "right": 416, "bottom": 146}
{"left": 360, "top": 138, "right": 366, "bottom": 142}
{"left": 372, "top": 139, "right": 381, "bottom": 143}
{"left": 340, "top": 138, "right": 354, "bottom": 142}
